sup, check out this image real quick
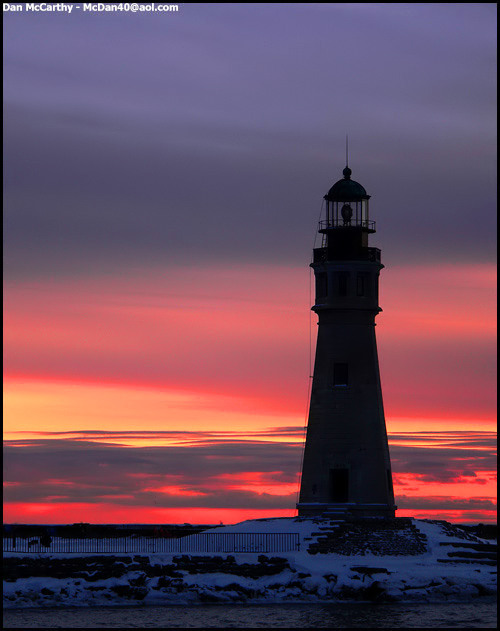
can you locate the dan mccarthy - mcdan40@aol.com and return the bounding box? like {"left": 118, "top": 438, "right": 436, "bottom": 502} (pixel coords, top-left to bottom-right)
{"left": 3, "top": 3, "right": 179, "bottom": 13}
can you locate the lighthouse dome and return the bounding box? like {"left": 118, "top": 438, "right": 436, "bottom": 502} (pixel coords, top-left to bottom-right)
{"left": 325, "top": 166, "right": 370, "bottom": 202}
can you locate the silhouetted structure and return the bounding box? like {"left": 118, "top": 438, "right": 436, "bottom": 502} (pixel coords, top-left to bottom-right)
{"left": 297, "top": 164, "right": 396, "bottom": 518}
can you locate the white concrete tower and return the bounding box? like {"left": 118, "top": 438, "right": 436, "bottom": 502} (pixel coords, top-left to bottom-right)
{"left": 297, "top": 164, "right": 396, "bottom": 519}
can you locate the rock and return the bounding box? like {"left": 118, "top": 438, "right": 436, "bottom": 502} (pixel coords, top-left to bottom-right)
{"left": 110, "top": 584, "right": 148, "bottom": 600}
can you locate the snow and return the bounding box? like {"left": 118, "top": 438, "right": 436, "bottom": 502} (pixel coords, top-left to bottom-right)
{"left": 3, "top": 518, "right": 497, "bottom": 608}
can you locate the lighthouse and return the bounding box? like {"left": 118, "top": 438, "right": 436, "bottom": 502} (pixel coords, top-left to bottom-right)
{"left": 297, "top": 164, "right": 396, "bottom": 519}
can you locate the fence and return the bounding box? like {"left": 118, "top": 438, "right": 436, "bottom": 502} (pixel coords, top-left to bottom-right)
{"left": 3, "top": 532, "right": 300, "bottom": 554}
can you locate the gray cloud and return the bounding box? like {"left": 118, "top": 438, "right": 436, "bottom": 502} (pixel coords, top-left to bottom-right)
{"left": 390, "top": 440, "right": 496, "bottom": 483}
{"left": 389, "top": 432, "right": 497, "bottom": 449}
{"left": 3, "top": 430, "right": 496, "bottom": 510}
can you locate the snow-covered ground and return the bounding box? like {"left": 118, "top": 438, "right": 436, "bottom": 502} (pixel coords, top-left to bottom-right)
{"left": 3, "top": 518, "right": 497, "bottom": 607}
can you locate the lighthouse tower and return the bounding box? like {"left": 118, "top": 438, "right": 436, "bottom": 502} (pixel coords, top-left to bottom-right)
{"left": 297, "top": 164, "right": 396, "bottom": 519}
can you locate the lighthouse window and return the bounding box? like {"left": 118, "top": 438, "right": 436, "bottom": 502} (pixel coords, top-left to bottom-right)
{"left": 336, "top": 272, "right": 349, "bottom": 296}
{"left": 333, "top": 363, "right": 348, "bottom": 386}
{"left": 357, "top": 272, "right": 370, "bottom": 296}
{"left": 329, "top": 468, "right": 349, "bottom": 502}
{"left": 316, "top": 273, "right": 327, "bottom": 298}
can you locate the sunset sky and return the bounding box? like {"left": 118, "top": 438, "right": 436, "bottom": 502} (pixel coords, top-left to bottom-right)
{"left": 3, "top": 3, "right": 496, "bottom": 525}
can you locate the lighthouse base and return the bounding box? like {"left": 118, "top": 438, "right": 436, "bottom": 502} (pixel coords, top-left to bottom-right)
{"left": 296, "top": 502, "right": 396, "bottom": 519}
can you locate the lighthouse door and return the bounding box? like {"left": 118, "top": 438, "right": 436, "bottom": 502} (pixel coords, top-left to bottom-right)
{"left": 329, "top": 468, "right": 349, "bottom": 502}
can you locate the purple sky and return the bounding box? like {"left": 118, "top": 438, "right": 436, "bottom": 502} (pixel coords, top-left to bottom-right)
{"left": 4, "top": 3, "right": 496, "bottom": 279}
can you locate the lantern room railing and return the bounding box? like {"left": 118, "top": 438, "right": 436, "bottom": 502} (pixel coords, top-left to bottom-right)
{"left": 318, "top": 219, "right": 376, "bottom": 231}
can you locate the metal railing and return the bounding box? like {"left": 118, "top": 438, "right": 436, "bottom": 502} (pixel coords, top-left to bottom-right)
{"left": 319, "top": 219, "right": 376, "bottom": 231}
{"left": 3, "top": 532, "right": 300, "bottom": 554}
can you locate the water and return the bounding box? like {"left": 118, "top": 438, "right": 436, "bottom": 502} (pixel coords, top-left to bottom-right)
{"left": 3, "top": 601, "right": 497, "bottom": 628}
